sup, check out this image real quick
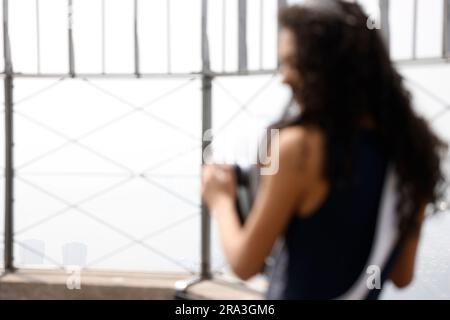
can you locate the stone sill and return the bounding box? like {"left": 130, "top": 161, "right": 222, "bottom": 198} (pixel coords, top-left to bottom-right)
{"left": 0, "top": 268, "right": 265, "bottom": 300}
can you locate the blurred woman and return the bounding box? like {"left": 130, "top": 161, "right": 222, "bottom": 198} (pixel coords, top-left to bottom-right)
{"left": 201, "top": 0, "right": 447, "bottom": 299}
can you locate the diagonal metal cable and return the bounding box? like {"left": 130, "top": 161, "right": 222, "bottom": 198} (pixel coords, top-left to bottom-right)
{"left": 214, "top": 78, "right": 256, "bottom": 116}
{"left": 214, "top": 87, "right": 274, "bottom": 120}
{"left": 79, "top": 206, "right": 196, "bottom": 273}
{"left": 404, "top": 78, "right": 449, "bottom": 107}
{"left": 404, "top": 77, "right": 450, "bottom": 122}
{"left": 83, "top": 77, "right": 200, "bottom": 140}
{"left": 14, "top": 77, "right": 65, "bottom": 107}
{"left": 15, "top": 110, "right": 134, "bottom": 174}
{"left": 140, "top": 174, "right": 199, "bottom": 208}
{"left": 0, "top": 77, "right": 206, "bottom": 271}
{"left": 13, "top": 145, "right": 201, "bottom": 182}
{"left": 16, "top": 77, "right": 197, "bottom": 170}
{"left": 214, "top": 73, "right": 277, "bottom": 112}
{"left": 142, "top": 144, "right": 202, "bottom": 174}
{"left": 15, "top": 163, "right": 198, "bottom": 235}
{"left": 212, "top": 74, "right": 277, "bottom": 138}
{"left": 15, "top": 150, "right": 203, "bottom": 235}
{"left": 17, "top": 78, "right": 196, "bottom": 169}
{"left": 141, "top": 173, "right": 199, "bottom": 179}
{"left": 17, "top": 172, "right": 131, "bottom": 177}
{"left": 431, "top": 107, "right": 450, "bottom": 123}
{"left": 15, "top": 176, "right": 196, "bottom": 273}
{"left": 138, "top": 108, "right": 199, "bottom": 141}
{"left": 15, "top": 157, "right": 200, "bottom": 235}
{"left": 14, "top": 175, "right": 134, "bottom": 235}
{"left": 85, "top": 211, "right": 199, "bottom": 268}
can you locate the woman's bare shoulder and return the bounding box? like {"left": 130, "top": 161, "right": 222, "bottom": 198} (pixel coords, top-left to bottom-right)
{"left": 277, "top": 125, "right": 325, "bottom": 171}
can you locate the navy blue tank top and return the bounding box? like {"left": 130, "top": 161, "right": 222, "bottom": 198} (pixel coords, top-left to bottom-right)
{"left": 266, "top": 128, "right": 389, "bottom": 300}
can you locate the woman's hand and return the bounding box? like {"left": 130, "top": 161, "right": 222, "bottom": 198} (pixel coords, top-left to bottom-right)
{"left": 201, "top": 164, "right": 236, "bottom": 213}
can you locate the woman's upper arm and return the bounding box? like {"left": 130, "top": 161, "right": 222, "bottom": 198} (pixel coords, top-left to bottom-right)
{"left": 231, "top": 127, "right": 319, "bottom": 279}
{"left": 389, "top": 205, "right": 426, "bottom": 288}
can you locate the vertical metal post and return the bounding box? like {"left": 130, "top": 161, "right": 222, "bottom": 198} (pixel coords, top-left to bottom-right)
{"left": 277, "top": 0, "right": 287, "bottom": 24}
{"left": 277, "top": 0, "right": 287, "bottom": 68}
{"left": 3, "top": 0, "right": 15, "bottom": 272}
{"left": 101, "top": 0, "right": 105, "bottom": 74}
{"left": 379, "top": 0, "right": 390, "bottom": 53}
{"left": 35, "top": 0, "right": 41, "bottom": 74}
{"left": 200, "top": 80, "right": 212, "bottom": 280}
{"left": 259, "top": 0, "right": 264, "bottom": 70}
{"left": 444, "top": 0, "right": 450, "bottom": 58}
{"left": 222, "top": 0, "right": 226, "bottom": 72}
{"left": 134, "top": 0, "right": 140, "bottom": 77}
{"left": 200, "top": 0, "right": 212, "bottom": 280}
{"left": 412, "top": 0, "right": 418, "bottom": 60}
{"left": 68, "top": 0, "right": 75, "bottom": 76}
{"left": 238, "top": 0, "right": 247, "bottom": 72}
{"left": 166, "top": 0, "right": 171, "bottom": 73}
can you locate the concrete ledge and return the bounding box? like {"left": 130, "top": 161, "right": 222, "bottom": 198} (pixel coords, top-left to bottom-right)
{"left": 0, "top": 269, "right": 189, "bottom": 299}
{"left": 0, "top": 269, "right": 265, "bottom": 300}
{"left": 180, "top": 279, "right": 265, "bottom": 300}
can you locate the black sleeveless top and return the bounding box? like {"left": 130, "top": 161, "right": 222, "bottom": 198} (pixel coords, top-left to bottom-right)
{"left": 266, "top": 128, "right": 389, "bottom": 300}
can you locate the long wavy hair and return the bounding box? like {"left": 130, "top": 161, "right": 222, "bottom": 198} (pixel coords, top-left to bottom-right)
{"left": 277, "top": 0, "right": 448, "bottom": 239}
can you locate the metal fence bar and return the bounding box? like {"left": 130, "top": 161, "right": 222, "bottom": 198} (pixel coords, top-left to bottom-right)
{"left": 134, "top": 0, "right": 140, "bottom": 77}
{"left": 2, "top": 0, "right": 446, "bottom": 279}
{"left": 35, "top": 0, "right": 41, "bottom": 74}
{"left": 259, "top": 0, "right": 264, "bottom": 70}
{"left": 3, "top": 0, "right": 15, "bottom": 272}
{"left": 222, "top": 0, "right": 226, "bottom": 72}
{"left": 379, "top": 0, "right": 390, "bottom": 52}
{"left": 277, "top": 0, "right": 287, "bottom": 68}
{"left": 68, "top": 0, "right": 75, "bottom": 76}
{"left": 167, "top": 0, "right": 171, "bottom": 73}
{"left": 5, "top": 72, "right": 203, "bottom": 79}
{"left": 200, "top": 0, "right": 212, "bottom": 280}
{"left": 395, "top": 56, "right": 450, "bottom": 65}
{"left": 238, "top": 0, "right": 247, "bottom": 72}
{"left": 444, "top": 0, "right": 450, "bottom": 58}
{"left": 412, "top": 0, "right": 418, "bottom": 60}
{"left": 0, "top": 69, "right": 277, "bottom": 79}
{"left": 102, "top": 0, "right": 105, "bottom": 74}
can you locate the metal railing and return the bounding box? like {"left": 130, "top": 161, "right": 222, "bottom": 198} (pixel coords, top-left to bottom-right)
{"left": 2, "top": 0, "right": 450, "bottom": 282}
{"left": 0, "top": 0, "right": 286, "bottom": 277}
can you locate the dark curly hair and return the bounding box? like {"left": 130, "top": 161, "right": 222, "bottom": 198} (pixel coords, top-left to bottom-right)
{"left": 277, "top": 0, "right": 448, "bottom": 239}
